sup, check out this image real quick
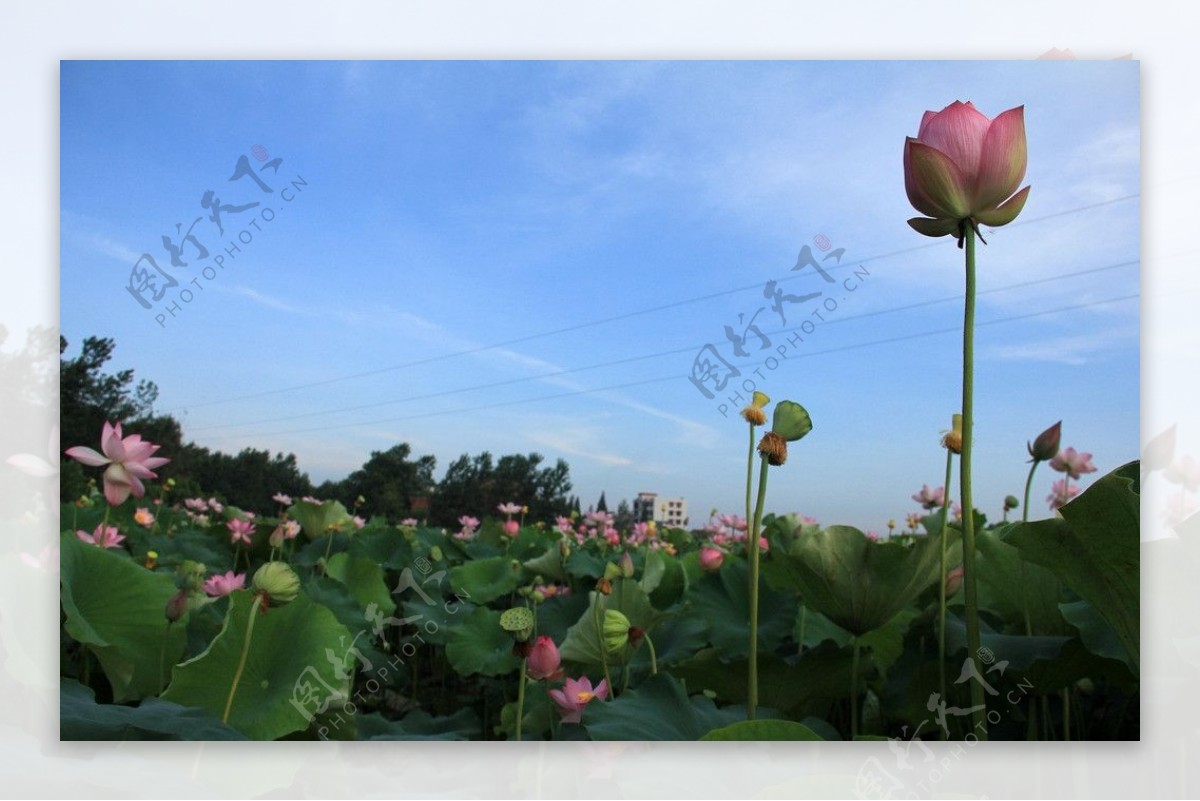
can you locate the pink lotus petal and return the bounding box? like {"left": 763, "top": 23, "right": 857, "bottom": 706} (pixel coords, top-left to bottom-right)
{"left": 905, "top": 139, "right": 971, "bottom": 218}
{"left": 64, "top": 445, "right": 109, "bottom": 467}
{"left": 973, "top": 106, "right": 1028, "bottom": 210}
{"left": 916, "top": 100, "right": 990, "bottom": 179}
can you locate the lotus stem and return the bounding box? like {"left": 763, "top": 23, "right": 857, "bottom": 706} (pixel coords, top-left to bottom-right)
{"left": 223, "top": 593, "right": 264, "bottom": 724}
{"left": 960, "top": 224, "right": 987, "bottom": 739}
{"left": 747, "top": 455, "right": 771, "bottom": 720}
{"left": 939, "top": 446, "right": 953, "bottom": 730}
{"left": 515, "top": 664, "right": 527, "bottom": 742}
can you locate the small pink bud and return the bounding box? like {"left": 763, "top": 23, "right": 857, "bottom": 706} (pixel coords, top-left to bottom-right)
{"left": 944, "top": 565, "right": 965, "bottom": 597}
{"left": 525, "top": 635, "right": 563, "bottom": 681}
{"left": 502, "top": 519, "right": 520, "bottom": 537}
{"left": 698, "top": 547, "right": 724, "bottom": 572}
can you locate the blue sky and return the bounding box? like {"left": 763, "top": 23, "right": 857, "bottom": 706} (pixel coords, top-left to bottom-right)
{"left": 60, "top": 60, "right": 1139, "bottom": 531}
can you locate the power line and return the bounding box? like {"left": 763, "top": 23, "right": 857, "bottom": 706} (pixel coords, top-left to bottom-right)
{"left": 198, "top": 293, "right": 1137, "bottom": 443}
{"left": 166, "top": 194, "right": 1140, "bottom": 415}
{"left": 188, "top": 258, "right": 1138, "bottom": 433}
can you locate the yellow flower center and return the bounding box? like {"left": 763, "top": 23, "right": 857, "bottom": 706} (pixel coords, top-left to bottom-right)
{"left": 576, "top": 691, "right": 594, "bottom": 704}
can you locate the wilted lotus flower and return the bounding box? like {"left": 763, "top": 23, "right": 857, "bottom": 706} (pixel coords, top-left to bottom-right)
{"left": 904, "top": 101, "right": 1030, "bottom": 240}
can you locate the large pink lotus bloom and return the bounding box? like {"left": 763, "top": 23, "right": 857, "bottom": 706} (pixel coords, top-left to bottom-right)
{"left": 65, "top": 421, "right": 170, "bottom": 506}
{"left": 698, "top": 547, "right": 724, "bottom": 572}
{"left": 548, "top": 676, "right": 609, "bottom": 724}
{"left": 718, "top": 513, "right": 748, "bottom": 532}
{"left": 227, "top": 517, "right": 255, "bottom": 545}
{"left": 1047, "top": 479, "right": 1081, "bottom": 511}
{"left": 912, "top": 484, "right": 946, "bottom": 510}
{"left": 202, "top": 570, "right": 246, "bottom": 598}
{"left": 76, "top": 523, "right": 125, "bottom": 549}
{"left": 525, "top": 635, "right": 563, "bottom": 681}
{"left": 904, "top": 101, "right": 1031, "bottom": 239}
{"left": 1049, "top": 447, "right": 1097, "bottom": 480}
{"left": 497, "top": 502, "right": 522, "bottom": 515}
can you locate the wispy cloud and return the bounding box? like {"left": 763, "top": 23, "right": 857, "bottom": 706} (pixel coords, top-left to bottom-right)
{"left": 988, "top": 329, "right": 1135, "bottom": 365}
{"left": 528, "top": 430, "right": 633, "bottom": 467}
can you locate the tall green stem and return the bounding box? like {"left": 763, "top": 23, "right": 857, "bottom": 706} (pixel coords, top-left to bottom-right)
{"left": 1021, "top": 458, "right": 1040, "bottom": 738}
{"left": 645, "top": 634, "right": 658, "bottom": 676}
{"left": 960, "top": 225, "right": 987, "bottom": 740}
{"left": 223, "top": 593, "right": 264, "bottom": 723}
{"left": 515, "top": 665, "right": 527, "bottom": 742}
{"left": 594, "top": 597, "right": 612, "bottom": 694}
{"left": 938, "top": 447, "right": 954, "bottom": 729}
{"left": 747, "top": 456, "right": 771, "bottom": 720}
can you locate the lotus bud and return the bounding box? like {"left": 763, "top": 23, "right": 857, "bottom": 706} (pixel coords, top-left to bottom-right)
{"left": 617, "top": 551, "right": 634, "bottom": 579}
{"left": 757, "top": 431, "right": 788, "bottom": 466}
{"left": 252, "top": 562, "right": 301, "bottom": 604}
{"left": 698, "top": 547, "right": 724, "bottom": 572}
{"left": 603, "top": 609, "right": 632, "bottom": 655}
{"left": 1028, "top": 421, "right": 1062, "bottom": 463}
{"left": 1004, "top": 495, "right": 1020, "bottom": 511}
{"left": 144, "top": 550, "right": 159, "bottom": 570}
{"left": 164, "top": 587, "right": 189, "bottom": 624}
{"left": 430, "top": 545, "right": 443, "bottom": 562}
{"left": 944, "top": 564, "right": 965, "bottom": 597}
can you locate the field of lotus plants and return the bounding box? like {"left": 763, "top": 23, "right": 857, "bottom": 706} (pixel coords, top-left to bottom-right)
{"left": 58, "top": 99, "right": 1139, "bottom": 741}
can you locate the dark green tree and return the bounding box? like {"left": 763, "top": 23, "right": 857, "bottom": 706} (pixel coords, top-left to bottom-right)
{"left": 431, "top": 451, "right": 572, "bottom": 526}
{"left": 320, "top": 444, "right": 437, "bottom": 521}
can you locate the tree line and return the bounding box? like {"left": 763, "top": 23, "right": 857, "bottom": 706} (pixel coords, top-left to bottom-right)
{"left": 60, "top": 336, "right": 577, "bottom": 526}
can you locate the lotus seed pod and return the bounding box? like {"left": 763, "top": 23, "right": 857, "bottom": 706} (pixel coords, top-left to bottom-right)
{"left": 252, "top": 561, "right": 301, "bottom": 604}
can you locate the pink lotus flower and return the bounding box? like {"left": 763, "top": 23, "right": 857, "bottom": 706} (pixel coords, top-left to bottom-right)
{"left": 207, "top": 497, "right": 224, "bottom": 514}
{"left": 353, "top": 515, "right": 366, "bottom": 530}
{"left": 865, "top": 530, "right": 880, "bottom": 541}
{"left": 65, "top": 421, "right": 170, "bottom": 506}
{"left": 1047, "top": 479, "right": 1081, "bottom": 511}
{"left": 184, "top": 497, "right": 208, "bottom": 512}
{"left": 400, "top": 517, "right": 419, "bottom": 527}
{"left": 497, "top": 502, "right": 523, "bottom": 515}
{"left": 548, "top": 676, "right": 609, "bottom": 724}
{"left": 281, "top": 519, "right": 301, "bottom": 539}
{"left": 76, "top": 523, "right": 125, "bottom": 549}
{"left": 273, "top": 492, "right": 292, "bottom": 505}
{"left": 134, "top": 507, "right": 155, "bottom": 527}
{"left": 555, "top": 515, "right": 573, "bottom": 535}
{"left": 525, "top": 635, "right": 563, "bottom": 681}
{"left": 1049, "top": 447, "right": 1097, "bottom": 480}
{"left": 912, "top": 484, "right": 946, "bottom": 510}
{"left": 906, "top": 512, "right": 922, "bottom": 530}
{"left": 202, "top": 570, "right": 246, "bottom": 597}
{"left": 718, "top": 513, "right": 748, "bottom": 532}
{"left": 904, "top": 101, "right": 1030, "bottom": 239}
{"left": 698, "top": 547, "right": 724, "bottom": 572}
{"left": 227, "top": 517, "right": 255, "bottom": 545}
{"left": 502, "top": 519, "right": 520, "bottom": 537}
{"left": 1163, "top": 490, "right": 1200, "bottom": 530}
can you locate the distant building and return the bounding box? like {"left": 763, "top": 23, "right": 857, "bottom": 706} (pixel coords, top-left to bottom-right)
{"left": 633, "top": 491, "right": 688, "bottom": 528}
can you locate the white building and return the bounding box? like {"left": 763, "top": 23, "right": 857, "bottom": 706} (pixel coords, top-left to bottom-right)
{"left": 633, "top": 491, "right": 688, "bottom": 528}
